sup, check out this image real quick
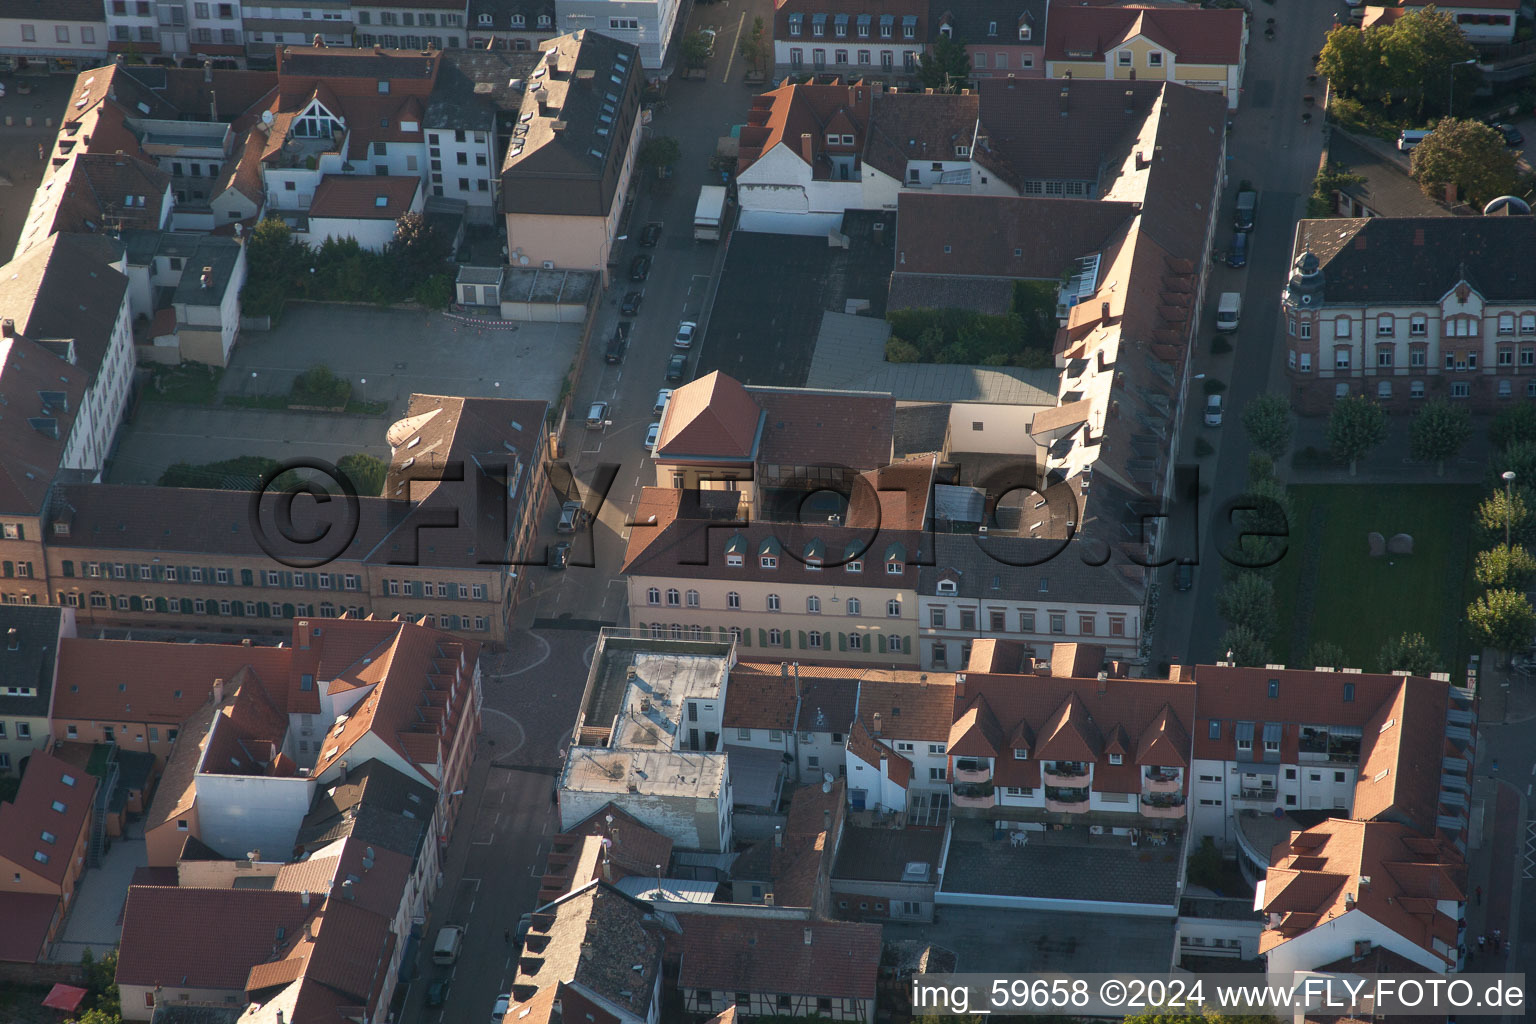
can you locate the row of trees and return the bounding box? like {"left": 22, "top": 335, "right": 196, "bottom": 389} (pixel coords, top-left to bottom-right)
{"left": 1317, "top": 6, "right": 1477, "bottom": 121}
{"left": 1467, "top": 407, "right": 1536, "bottom": 663}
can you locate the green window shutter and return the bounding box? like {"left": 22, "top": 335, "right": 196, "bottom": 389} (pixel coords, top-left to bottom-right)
{"left": 258, "top": 602, "right": 270, "bottom": 617}
{"left": 282, "top": 602, "right": 296, "bottom": 618}
{"left": 129, "top": 596, "right": 142, "bottom": 612}
{"left": 797, "top": 630, "right": 807, "bottom": 649}
{"left": 758, "top": 628, "right": 768, "bottom": 647}
{"left": 62, "top": 561, "right": 74, "bottom": 578}
{"left": 742, "top": 628, "right": 752, "bottom": 647}
{"left": 838, "top": 632, "right": 847, "bottom": 652}
{"left": 877, "top": 634, "right": 887, "bottom": 654}
{"left": 180, "top": 598, "right": 193, "bottom": 613}
{"left": 154, "top": 597, "right": 168, "bottom": 613}
{"left": 281, "top": 571, "right": 294, "bottom": 589}
{"left": 241, "top": 569, "right": 254, "bottom": 586}
{"left": 13, "top": 524, "right": 21, "bottom": 541}
{"left": 783, "top": 632, "right": 793, "bottom": 649}
{"left": 206, "top": 602, "right": 220, "bottom": 617}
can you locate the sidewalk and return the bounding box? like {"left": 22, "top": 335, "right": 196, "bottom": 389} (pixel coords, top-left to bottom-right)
{"left": 1463, "top": 778, "right": 1524, "bottom": 991}
{"left": 1475, "top": 651, "right": 1536, "bottom": 726}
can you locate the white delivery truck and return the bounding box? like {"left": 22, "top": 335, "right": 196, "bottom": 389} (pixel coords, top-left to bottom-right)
{"left": 694, "top": 185, "right": 727, "bottom": 241}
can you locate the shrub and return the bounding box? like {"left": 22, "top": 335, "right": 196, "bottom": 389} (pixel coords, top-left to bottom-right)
{"left": 292, "top": 364, "right": 351, "bottom": 407}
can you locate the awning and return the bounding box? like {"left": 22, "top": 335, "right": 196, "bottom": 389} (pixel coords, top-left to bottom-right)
{"left": 812, "top": 13, "right": 827, "bottom": 23}
{"left": 880, "top": 15, "right": 895, "bottom": 25}
{"left": 1262, "top": 723, "right": 1281, "bottom": 743}
{"left": 42, "top": 986, "right": 87, "bottom": 1013}
{"left": 1235, "top": 722, "right": 1255, "bottom": 742}
{"left": 857, "top": 14, "right": 872, "bottom": 25}
{"left": 834, "top": 14, "right": 849, "bottom": 24}
{"left": 902, "top": 15, "right": 918, "bottom": 25}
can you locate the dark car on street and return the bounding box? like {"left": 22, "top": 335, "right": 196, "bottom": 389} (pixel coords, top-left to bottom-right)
{"left": 621, "top": 290, "right": 643, "bottom": 315}
{"left": 1175, "top": 561, "right": 1194, "bottom": 591}
{"left": 604, "top": 321, "right": 632, "bottom": 363}
{"left": 629, "top": 254, "right": 652, "bottom": 281}
{"left": 666, "top": 353, "right": 688, "bottom": 383}
{"left": 425, "top": 979, "right": 450, "bottom": 1007}
{"left": 1494, "top": 122, "right": 1524, "bottom": 147}
{"left": 550, "top": 541, "right": 571, "bottom": 571}
{"left": 1225, "top": 230, "right": 1249, "bottom": 269}
{"left": 639, "top": 222, "right": 663, "bottom": 247}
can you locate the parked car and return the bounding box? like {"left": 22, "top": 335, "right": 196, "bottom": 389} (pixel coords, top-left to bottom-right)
{"left": 654, "top": 388, "right": 673, "bottom": 416}
{"left": 621, "top": 290, "right": 644, "bottom": 315}
{"left": 557, "top": 500, "right": 586, "bottom": 533}
{"left": 604, "top": 322, "right": 631, "bottom": 363}
{"left": 516, "top": 914, "right": 532, "bottom": 944}
{"left": 586, "top": 401, "right": 609, "bottom": 428}
{"left": 1175, "top": 561, "right": 1194, "bottom": 591}
{"left": 1225, "top": 231, "right": 1249, "bottom": 269}
{"left": 674, "top": 321, "right": 697, "bottom": 349}
{"left": 645, "top": 422, "right": 662, "bottom": 453}
{"left": 629, "top": 254, "right": 652, "bottom": 281}
{"left": 1233, "top": 182, "right": 1258, "bottom": 231}
{"left": 425, "top": 979, "right": 450, "bottom": 1007}
{"left": 639, "top": 222, "right": 663, "bottom": 247}
{"left": 491, "top": 993, "right": 512, "bottom": 1022}
{"left": 550, "top": 541, "right": 571, "bottom": 571}
{"left": 666, "top": 353, "right": 688, "bottom": 383}
{"left": 1494, "top": 122, "right": 1524, "bottom": 147}
{"left": 1204, "top": 393, "right": 1224, "bottom": 426}
{"left": 699, "top": 27, "right": 718, "bottom": 57}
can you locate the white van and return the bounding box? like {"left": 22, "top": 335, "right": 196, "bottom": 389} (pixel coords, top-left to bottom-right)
{"left": 1397, "top": 129, "right": 1432, "bottom": 152}
{"left": 433, "top": 925, "right": 464, "bottom": 966}
{"left": 1215, "top": 292, "right": 1241, "bottom": 332}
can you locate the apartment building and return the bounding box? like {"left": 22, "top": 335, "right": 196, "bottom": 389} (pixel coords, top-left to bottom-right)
{"left": 242, "top": 1, "right": 353, "bottom": 53}
{"left": 935, "top": 0, "right": 1045, "bottom": 79}
{"left": 351, "top": 0, "right": 468, "bottom": 49}
{"left": 1042, "top": 4, "right": 1247, "bottom": 110}
{"left": 1283, "top": 217, "right": 1536, "bottom": 412}
{"left": 553, "top": 0, "right": 677, "bottom": 70}
{"left": 678, "top": 917, "right": 882, "bottom": 1023}
{"left": 773, "top": 0, "right": 928, "bottom": 83}
{"left": 499, "top": 30, "right": 643, "bottom": 281}
{"left": 423, "top": 48, "right": 537, "bottom": 219}
{"left": 0, "top": 749, "right": 97, "bottom": 962}
{"left": 0, "top": 0, "right": 107, "bottom": 69}
{"left": 466, "top": 0, "right": 553, "bottom": 51}
{"left": 0, "top": 607, "right": 74, "bottom": 775}
{"left": 844, "top": 668, "right": 954, "bottom": 810}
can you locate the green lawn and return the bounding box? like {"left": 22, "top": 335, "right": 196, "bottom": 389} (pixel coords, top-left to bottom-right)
{"left": 1270, "top": 484, "right": 1481, "bottom": 679}
{"left": 142, "top": 362, "right": 223, "bottom": 404}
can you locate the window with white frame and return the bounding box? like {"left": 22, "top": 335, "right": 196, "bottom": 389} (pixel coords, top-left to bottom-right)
{"left": 767, "top": 593, "right": 781, "bottom": 611}
{"left": 1410, "top": 315, "right": 1427, "bottom": 336}
{"left": 1334, "top": 317, "right": 1350, "bottom": 338}
{"left": 1335, "top": 349, "right": 1350, "bottom": 369}
{"left": 1376, "top": 314, "right": 1393, "bottom": 337}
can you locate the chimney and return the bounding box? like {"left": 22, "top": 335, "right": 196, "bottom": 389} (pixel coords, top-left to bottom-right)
{"left": 1096, "top": 671, "right": 1108, "bottom": 695}
{"left": 6, "top": 628, "right": 17, "bottom": 652}
{"left": 955, "top": 673, "right": 966, "bottom": 699}
{"left": 823, "top": 808, "right": 832, "bottom": 832}
{"left": 780, "top": 662, "right": 788, "bottom": 677}
{"left": 201, "top": 266, "right": 214, "bottom": 289}
{"left": 800, "top": 132, "right": 814, "bottom": 165}
{"left": 241, "top": 637, "right": 251, "bottom": 647}
{"left": 1101, "top": 301, "right": 1110, "bottom": 321}
{"left": 203, "top": 60, "right": 213, "bottom": 83}
{"left": 1444, "top": 183, "right": 1458, "bottom": 204}
{"left": 774, "top": 825, "right": 783, "bottom": 848}
{"left": 313, "top": 34, "right": 323, "bottom": 47}
{"left": 872, "top": 712, "right": 882, "bottom": 736}
{"left": 1124, "top": 89, "right": 1134, "bottom": 115}
{"left": 301, "top": 889, "right": 310, "bottom": 907}
{"left": 211, "top": 678, "right": 225, "bottom": 704}
{"left": 339, "top": 760, "right": 348, "bottom": 782}
{"left": 1, "top": 319, "right": 15, "bottom": 339}
{"left": 298, "top": 620, "right": 310, "bottom": 649}
{"left": 804, "top": 927, "right": 813, "bottom": 946}
{"left": 342, "top": 879, "right": 355, "bottom": 900}
{"left": 364, "top": 846, "right": 375, "bottom": 869}
{"left": 276, "top": 1011, "right": 284, "bottom": 1024}
{"left": 305, "top": 920, "right": 314, "bottom": 941}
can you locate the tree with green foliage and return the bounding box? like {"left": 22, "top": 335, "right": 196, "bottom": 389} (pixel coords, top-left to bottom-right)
{"left": 1327, "top": 395, "right": 1387, "bottom": 476}
{"left": 337, "top": 453, "right": 389, "bottom": 496}
{"left": 65, "top": 1010, "right": 123, "bottom": 1024}
{"left": 1241, "top": 393, "right": 1294, "bottom": 461}
{"left": 160, "top": 455, "right": 288, "bottom": 490}
{"left": 1382, "top": 6, "right": 1479, "bottom": 116}
{"left": 1247, "top": 451, "right": 1274, "bottom": 485}
{"left": 1316, "top": 23, "right": 1386, "bottom": 101}
{"left": 1236, "top": 476, "right": 1292, "bottom": 546}
{"left": 681, "top": 31, "right": 712, "bottom": 70}
{"left": 1475, "top": 544, "right": 1536, "bottom": 591}
{"left": 1407, "top": 397, "right": 1471, "bottom": 476}
{"left": 918, "top": 33, "right": 971, "bottom": 92}
{"left": 1467, "top": 588, "right": 1536, "bottom": 666}
{"left": 1218, "top": 572, "right": 1278, "bottom": 642}
{"left": 390, "top": 211, "right": 450, "bottom": 280}
{"left": 1218, "top": 624, "right": 1271, "bottom": 667}
{"left": 1186, "top": 835, "right": 1225, "bottom": 890}
{"left": 738, "top": 16, "right": 772, "bottom": 77}
{"left": 1308, "top": 162, "right": 1368, "bottom": 217}
{"left": 1489, "top": 441, "right": 1536, "bottom": 496}
{"left": 243, "top": 216, "right": 310, "bottom": 316}
{"left": 639, "top": 135, "right": 681, "bottom": 171}
{"left": 77, "top": 948, "right": 121, "bottom": 1021}
{"left": 1490, "top": 403, "right": 1536, "bottom": 450}
{"left": 1475, "top": 488, "right": 1536, "bottom": 550}
{"left": 1376, "top": 631, "right": 1442, "bottom": 676}
{"left": 1411, "top": 118, "right": 1520, "bottom": 207}
{"left": 1305, "top": 639, "right": 1349, "bottom": 669}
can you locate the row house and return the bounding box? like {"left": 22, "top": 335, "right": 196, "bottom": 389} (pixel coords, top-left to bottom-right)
{"left": 773, "top": 0, "right": 928, "bottom": 84}
{"left": 843, "top": 669, "right": 954, "bottom": 812}
{"left": 678, "top": 917, "right": 882, "bottom": 1024}
{"left": 0, "top": 394, "right": 547, "bottom": 645}
{"left": 423, "top": 48, "right": 540, "bottom": 220}
{"left": 0, "top": 750, "right": 97, "bottom": 962}
{"left": 945, "top": 660, "right": 1194, "bottom": 820}
{"left": 1283, "top": 217, "right": 1536, "bottom": 413}
{"left": 499, "top": 30, "right": 643, "bottom": 283}
{"left": 1042, "top": 4, "right": 1246, "bottom": 110}
{"left": 722, "top": 660, "right": 857, "bottom": 784}
{"left": 351, "top": 0, "right": 468, "bottom": 50}
{"left": 121, "top": 231, "right": 248, "bottom": 365}
{"left": 0, "top": 0, "right": 107, "bottom": 70}
{"left": 466, "top": 0, "right": 553, "bottom": 52}
{"left": 241, "top": 1, "right": 354, "bottom": 52}
{"left": 728, "top": 778, "right": 845, "bottom": 914}
{"left": 0, "top": 607, "right": 73, "bottom": 775}
{"left": 102, "top": 0, "right": 248, "bottom": 63}
{"left": 935, "top": 0, "right": 1045, "bottom": 79}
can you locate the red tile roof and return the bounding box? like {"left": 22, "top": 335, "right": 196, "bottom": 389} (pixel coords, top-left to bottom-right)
{"left": 566, "top": 803, "right": 675, "bottom": 879}
{"left": 308, "top": 175, "right": 420, "bottom": 221}
{"left": 1045, "top": 5, "right": 1246, "bottom": 64}
{"left": 0, "top": 750, "right": 97, "bottom": 888}
{"left": 753, "top": 389, "right": 894, "bottom": 472}
{"left": 723, "top": 665, "right": 799, "bottom": 730}
{"left": 0, "top": 892, "right": 59, "bottom": 963}
{"left": 737, "top": 78, "right": 876, "bottom": 180}
{"left": 847, "top": 720, "right": 912, "bottom": 785}
{"left": 53, "top": 637, "right": 296, "bottom": 724}
{"left": 1261, "top": 819, "right": 1465, "bottom": 965}
{"left": 117, "top": 886, "right": 315, "bottom": 989}
{"left": 1353, "top": 677, "right": 1457, "bottom": 834}
{"left": 679, "top": 916, "right": 882, "bottom": 999}
{"left": 655, "top": 371, "right": 763, "bottom": 461}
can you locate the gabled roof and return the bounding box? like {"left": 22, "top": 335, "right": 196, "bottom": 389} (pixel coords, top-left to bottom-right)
{"left": 1352, "top": 677, "right": 1455, "bottom": 834}
{"left": 678, "top": 916, "right": 882, "bottom": 1000}
{"left": 53, "top": 636, "right": 295, "bottom": 724}
{"left": 947, "top": 693, "right": 1004, "bottom": 756}
{"left": 1035, "top": 691, "right": 1104, "bottom": 761}
{"left": 295, "top": 758, "right": 434, "bottom": 859}
{"left": 1045, "top": 5, "right": 1245, "bottom": 64}
{"left": 737, "top": 78, "right": 875, "bottom": 180}
{"left": 0, "top": 232, "right": 129, "bottom": 391}
{"left": 753, "top": 388, "right": 894, "bottom": 472}
{"left": 0, "top": 606, "right": 66, "bottom": 719}
{"left": 308, "top": 174, "right": 420, "bottom": 221}
{"left": 846, "top": 720, "right": 913, "bottom": 785}
{"left": 0, "top": 334, "right": 87, "bottom": 517}
{"left": 894, "top": 192, "right": 1137, "bottom": 279}
{"left": 512, "top": 882, "right": 664, "bottom": 1018}
{"left": 1135, "top": 704, "right": 1190, "bottom": 767}
{"left": 862, "top": 91, "right": 979, "bottom": 181}
{"left": 654, "top": 371, "right": 764, "bottom": 461}
{"left": 566, "top": 803, "right": 675, "bottom": 879}
{"left": 117, "top": 886, "right": 315, "bottom": 990}
{"left": 0, "top": 750, "right": 97, "bottom": 887}
{"left": 25, "top": 152, "right": 170, "bottom": 240}
{"left": 1293, "top": 217, "right": 1536, "bottom": 305}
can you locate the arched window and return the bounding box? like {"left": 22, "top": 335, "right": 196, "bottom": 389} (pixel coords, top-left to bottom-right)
{"left": 807, "top": 595, "right": 821, "bottom": 613}
{"left": 886, "top": 598, "right": 902, "bottom": 617}
{"left": 808, "top": 631, "right": 823, "bottom": 648}
{"left": 686, "top": 589, "right": 700, "bottom": 607}
{"left": 666, "top": 588, "right": 681, "bottom": 606}
{"left": 846, "top": 597, "right": 861, "bottom": 615}
{"left": 768, "top": 628, "right": 783, "bottom": 646}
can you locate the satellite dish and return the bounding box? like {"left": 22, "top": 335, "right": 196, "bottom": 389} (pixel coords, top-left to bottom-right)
{"left": 821, "top": 781, "right": 832, "bottom": 793}
{"left": 262, "top": 109, "right": 275, "bottom": 126}
{"left": 823, "top": 772, "right": 834, "bottom": 784}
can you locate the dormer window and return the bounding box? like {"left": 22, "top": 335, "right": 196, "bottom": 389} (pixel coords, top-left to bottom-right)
{"left": 1020, "top": 24, "right": 1032, "bottom": 42}
{"left": 789, "top": 13, "right": 802, "bottom": 37}
{"left": 826, "top": 132, "right": 839, "bottom": 146}
{"left": 1014, "top": 747, "right": 1028, "bottom": 760}
{"left": 761, "top": 555, "right": 777, "bottom": 569}
{"left": 727, "top": 553, "right": 743, "bottom": 567}
{"left": 937, "top": 580, "right": 957, "bottom": 595}
{"left": 847, "top": 560, "right": 862, "bottom": 573}
{"left": 511, "top": 14, "right": 525, "bottom": 27}
{"left": 1109, "top": 753, "right": 1123, "bottom": 765}
{"left": 939, "top": 23, "right": 952, "bottom": 38}
{"left": 538, "top": 15, "right": 551, "bottom": 27}
{"left": 887, "top": 560, "right": 903, "bottom": 575}
{"left": 478, "top": 13, "right": 492, "bottom": 26}
{"left": 988, "top": 20, "right": 997, "bottom": 36}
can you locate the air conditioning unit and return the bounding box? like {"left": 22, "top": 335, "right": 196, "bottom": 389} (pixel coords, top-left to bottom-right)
{"left": 541, "top": 259, "right": 556, "bottom": 270}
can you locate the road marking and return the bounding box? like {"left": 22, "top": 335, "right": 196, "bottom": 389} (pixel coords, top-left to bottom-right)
{"left": 481, "top": 706, "right": 526, "bottom": 756}
{"left": 722, "top": 11, "right": 746, "bottom": 83}
{"left": 488, "top": 633, "right": 550, "bottom": 678}
{"left": 1529, "top": 762, "right": 1535, "bottom": 775}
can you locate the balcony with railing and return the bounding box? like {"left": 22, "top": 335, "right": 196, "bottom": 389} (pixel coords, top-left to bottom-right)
{"left": 1231, "top": 785, "right": 1278, "bottom": 811}
{"left": 1042, "top": 761, "right": 1090, "bottom": 786}
{"left": 952, "top": 757, "right": 993, "bottom": 785}
{"left": 1143, "top": 768, "right": 1181, "bottom": 794}
{"left": 1140, "top": 793, "right": 1186, "bottom": 819}
{"left": 1043, "top": 785, "right": 1090, "bottom": 813}
{"left": 951, "top": 781, "right": 995, "bottom": 809}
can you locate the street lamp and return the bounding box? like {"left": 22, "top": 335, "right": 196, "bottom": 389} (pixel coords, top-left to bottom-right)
{"left": 360, "top": 377, "right": 367, "bottom": 403}
{"left": 1448, "top": 58, "right": 1477, "bottom": 118}
{"left": 1503, "top": 470, "right": 1517, "bottom": 548}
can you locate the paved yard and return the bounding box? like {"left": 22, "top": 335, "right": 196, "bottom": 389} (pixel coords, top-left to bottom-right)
{"left": 940, "top": 818, "right": 1182, "bottom": 906}
{"left": 884, "top": 905, "right": 1177, "bottom": 975}
{"left": 49, "top": 821, "right": 147, "bottom": 964}
{"left": 226, "top": 302, "right": 582, "bottom": 413}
